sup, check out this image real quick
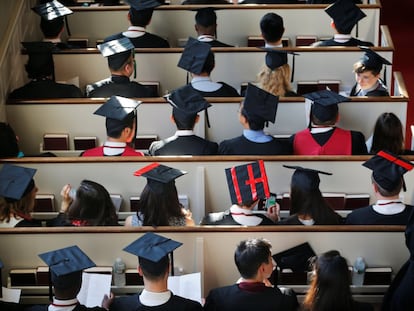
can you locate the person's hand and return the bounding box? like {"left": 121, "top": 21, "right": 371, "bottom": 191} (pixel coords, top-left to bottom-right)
{"left": 59, "top": 184, "right": 73, "bottom": 213}
{"left": 102, "top": 292, "right": 114, "bottom": 311}
{"left": 266, "top": 202, "right": 280, "bottom": 223}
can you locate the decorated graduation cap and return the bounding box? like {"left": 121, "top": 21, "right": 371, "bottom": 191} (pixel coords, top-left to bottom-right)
{"left": 195, "top": 7, "right": 217, "bottom": 27}
{"left": 283, "top": 165, "right": 332, "bottom": 192}
{"left": 273, "top": 242, "right": 316, "bottom": 272}
{"left": 125, "top": 0, "right": 163, "bottom": 11}
{"left": 362, "top": 150, "right": 414, "bottom": 192}
{"left": 165, "top": 84, "right": 212, "bottom": 127}
{"left": 225, "top": 160, "right": 270, "bottom": 205}
{"left": 325, "top": 0, "right": 366, "bottom": 34}
{"left": 22, "top": 41, "right": 55, "bottom": 79}
{"left": 177, "top": 37, "right": 211, "bottom": 75}
{"left": 94, "top": 96, "right": 141, "bottom": 136}
{"left": 134, "top": 163, "right": 187, "bottom": 194}
{"left": 98, "top": 37, "right": 135, "bottom": 71}
{"left": 0, "top": 164, "right": 36, "bottom": 203}
{"left": 304, "top": 89, "right": 349, "bottom": 123}
{"left": 359, "top": 46, "right": 392, "bottom": 72}
{"left": 32, "top": 0, "right": 73, "bottom": 21}
{"left": 242, "top": 83, "right": 279, "bottom": 125}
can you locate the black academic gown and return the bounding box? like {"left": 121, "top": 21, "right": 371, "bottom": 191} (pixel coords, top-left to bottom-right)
{"left": 0, "top": 301, "right": 25, "bottom": 311}
{"left": 313, "top": 37, "right": 374, "bottom": 47}
{"left": 26, "top": 304, "right": 106, "bottom": 311}
{"left": 219, "top": 135, "right": 292, "bottom": 155}
{"left": 191, "top": 83, "right": 239, "bottom": 97}
{"left": 86, "top": 75, "right": 156, "bottom": 98}
{"left": 204, "top": 284, "right": 298, "bottom": 311}
{"left": 345, "top": 205, "right": 413, "bottom": 225}
{"left": 8, "top": 79, "right": 83, "bottom": 99}
{"left": 105, "top": 32, "right": 170, "bottom": 48}
{"left": 350, "top": 81, "right": 390, "bottom": 97}
{"left": 149, "top": 135, "right": 218, "bottom": 155}
{"left": 109, "top": 293, "right": 203, "bottom": 311}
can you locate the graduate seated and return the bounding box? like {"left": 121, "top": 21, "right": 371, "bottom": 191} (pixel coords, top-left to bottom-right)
{"left": 204, "top": 238, "right": 299, "bottom": 311}
{"left": 350, "top": 47, "right": 391, "bottom": 97}
{"left": 218, "top": 84, "right": 292, "bottom": 155}
{"left": 201, "top": 160, "right": 279, "bottom": 226}
{"left": 260, "top": 13, "right": 285, "bottom": 48}
{"left": 312, "top": 0, "right": 374, "bottom": 47}
{"left": 86, "top": 38, "right": 156, "bottom": 98}
{"left": 104, "top": 0, "right": 170, "bottom": 48}
{"left": 8, "top": 42, "right": 83, "bottom": 99}
{"left": 149, "top": 85, "right": 219, "bottom": 155}
{"left": 290, "top": 90, "right": 368, "bottom": 155}
{"left": 346, "top": 151, "right": 414, "bottom": 225}
{"left": 82, "top": 96, "right": 145, "bottom": 157}
{"left": 109, "top": 233, "right": 203, "bottom": 311}
{"left": 177, "top": 38, "right": 239, "bottom": 97}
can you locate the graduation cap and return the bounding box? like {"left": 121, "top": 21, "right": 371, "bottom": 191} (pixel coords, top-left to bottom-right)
{"left": 362, "top": 150, "right": 414, "bottom": 192}
{"left": 0, "top": 164, "right": 36, "bottom": 203}
{"left": 242, "top": 83, "right": 278, "bottom": 125}
{"left": 32, "top": 0, "right": 73, "bottom": 21}
{"left": 273, "top": 242, "right": 316, "bottom": 272}
{"left": 134, "top": 163, "right": 187, "bottom": 194}
{"left": 38, "top": 245, "right": 95, "bottom": 300}
{"left": 225, "top": 160, "right": 270, "bottom": 205}
{"left": 177, "top": 37, "right": 211, "bottom": 75}
{"left": 22, "top": 41, "right": 55, "bottom": 79}
{"left": 125, "top": 0, "right": 163, "bottom": 11}
{"left": 195, "top": 7, "right": 217, "bottom": 27}
{"left": 165, "top": 84, "right": 212, "bottom": 127}
{"left": 262, "top": 48, "right": 299, "bottom": 82}
{"left": 283, "top": 165, "right": 332, "bottom": 192}
{"left": 359, "top": 46, "right": 392, "bottom": 71}
{"left": 97, "top": 37, "right": 135, "bottom": 71}
{"left": 325, "top": 0, "right": 366, "bottom": 34}
{"left": 304, "top": 89, "right": 349, "bottom": 123}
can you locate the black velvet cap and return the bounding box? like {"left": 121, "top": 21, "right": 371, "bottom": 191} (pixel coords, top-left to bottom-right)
{"left": 283, "top": 165, "right": 332, "bottom": 192}
{"left": 304, "top": 90, "right": 349, "bottom": 122}
{"left": 195, "top": 7, "right": 217, "bottom": 27}
{"left": 325, "top": 0, "right": 366, "bottom": 34}
{"left": 242, "top": 83, "right": 278, "bottom": 124}
{"left": 177, "top": 37, "right": 211, "bottom": 75}
{"left": 125, "top": 0, "right": 162, "bottom": 10}
{"left": 32, "top": 0, "right": 73, "bottom": 21}
{"left": 134, "top": 163, "right": 187, "bottom": 194}
{"left": 97, "top": 37, "right": 135, "bottom": 71}
{"left": 123, "top": 232, "right": 182, "bottom": 262}
{"left": 273, "top": 242, "right": 316, "bottom": 272}
{"left": 359, "top": 47, "right": 392, "bottom": 71}
{"left": 363, "top": 150, "right": 414, "bottom": 192}
{"left": 225, "top": 160, "right": 270, "bottom": 205}
{"left": 165, "top": 84, "right": 211, "bottom": 118}
{"left": 0, "top": 164, "right": 36, "bottom": 202}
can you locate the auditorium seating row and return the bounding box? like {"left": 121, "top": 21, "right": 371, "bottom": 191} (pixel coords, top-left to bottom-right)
{"left": 6, "top": 71, "right": 408, "bottom": 156}
{"left": 65, "top": 2, "right": 381, "bottom": 48}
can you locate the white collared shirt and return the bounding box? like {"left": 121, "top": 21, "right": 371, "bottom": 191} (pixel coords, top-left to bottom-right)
{"left": 174, "top": 130, "right": 195, "bottom": 137}
{"left": 372, "top": 199, "right": 405, "bottom": 215}
{"left": 123, "top": 26, "right": 146, "bottom": 38}
{"left": 333, "top": 34, "right": 352, "bottom": 43}
{"left": 197, "top": 35, "right": 215, "bottom": 42}
{"left": 49, "top": 298, "right": 79, "bottom": 311}
{"left": 265, "top": 43, "right": 284, "bottom": 48}
{"left": 139, "top": 289, "right": 171, "bottom": 306}
{"left": 191, "top": 76, "right": 222, "bottom": 92}
{"left": 309, "top": 126, "right": 335, "bottom": 134}
{"left": 230, "top": 205, "right": 264, "bottom": 226}
{"left": 103, "top": 141, "right": 127, "bottom": 156}
{"left": 298, "top": 217, "right": 315, "bottom": 226}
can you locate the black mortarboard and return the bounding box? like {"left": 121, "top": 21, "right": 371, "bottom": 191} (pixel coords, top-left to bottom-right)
{"left": 32, "top": 0, "right": 73, "bottom": 21}
{"left": 22, "top": 41, "right": 55, "bottom": 79}
{"left": 195, "top": 7, "right": 217, "bottom": 27}
{"left": 273, "top": 242, "right": 316, "bottom": 272}
{"left": 363, "top": 150, "right": 414, "bottom": 192}
{"left": 262, "top": 48, "right": 297, "bottom": 71}
{"left": 134, "top": 163, "right": 187, "bottom": 194}
{"left": 283, "top": 165, "right": 332, "bottom": 192}
{"left": 165, "top": 84, "right": 211, "bottom": 126}
{"left": 177, "top": 37, "right": 211, "bottom": 75}
{"left": 359, "top": 47, "right": 392, "bottom": 71}
{"left": 97, "top": 37, "right": 135, "bottom": 71}
{"left": 0, "top": 164, "right": 36, "bottom": 202}
{"left": 325, "top": 0, "right": 366, "bottom": 34}
{"left": 242, "top": 83, "right": 278, "bottom": 124}
{"left": 124, "top": 232, "right": 182, "bottom": 262}
{"left": 304, "top": 89, "right": 349, "bottom": 123}
{"left": 225, "top": 160, "right": 270, "bottom": 205}
{"left": 125, "top": 0, "right": 162, "bottom": 11}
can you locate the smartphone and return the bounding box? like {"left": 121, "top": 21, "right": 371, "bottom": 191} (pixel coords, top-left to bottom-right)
{"left": 264, "top": 195, "right": 277, "bottom": 211}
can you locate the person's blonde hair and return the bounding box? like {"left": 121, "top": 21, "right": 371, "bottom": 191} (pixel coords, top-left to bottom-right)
{"left": 257, "top": 64, "right": 293, "bottom": 96}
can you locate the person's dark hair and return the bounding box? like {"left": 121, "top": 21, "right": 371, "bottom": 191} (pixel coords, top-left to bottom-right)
{"left": 353, "top": 61, "right": 381, "bottom": 76}
{"left": 0, "top": 123, "right": 19, "bottom": 158}
{"left": 138, "top": 255, "right": 169, "bottom": 281}
{"left": 241, "top": 107, "right": 265, "bottom": 131}
{"left": 371, "top": 175, "right": 402, "bottom": 197}
{"left": 0, "top": 190, "right": 36, "bottom": 223}
{"left": 139, "top": 182, "right": 184, "bottom": 226}
{"left": 172, "top": 112, "right": 197, "bottom": 130}
{"left": 260, "top": 13, "right": 284, "bottom": 43}
{"left": 106, "top": 113, "right": 135, "bottom": 138}
{"left": 52, "top": 271, "right": 82, "bottom": 298}
{"left": 40, "top": 17, "right": 64, "bottom": 38}
{"left": 129, "top": 8, "right": 154, "bottom": 27}
{"left": 201, "top": 51, "right": 215, "bottom": 75}
{"left": 370, "top": 112, "right": 404, "bottom": 155}
{"left": 290, "top": 184, "right": 342, "bottom": 225}
{"left": 303, "top": 250, "right": 356, "bottom": 311}
{"left": 67, "top": 180, "right": 118, "bottom": 226}
{"left": 234, "top": 238, "right": 272, "bottom": 279}
{"left": 25, "top": 55, "right": 54, "bottom": 80}
{"left": 107, "top": 51, "right": 133, "bottom": 72}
